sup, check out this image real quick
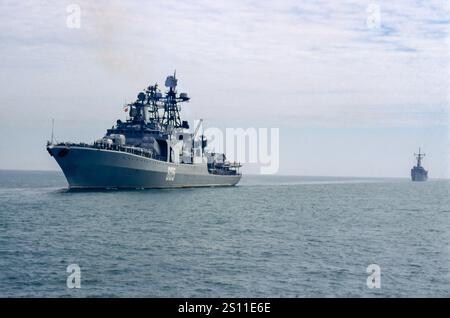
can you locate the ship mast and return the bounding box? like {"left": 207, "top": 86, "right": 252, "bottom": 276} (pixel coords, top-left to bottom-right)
{"left": 145, "top": 83, "right": 161, "bottom": 122}
{"left": 121, "top": 72, "right": 190, "bottom": 132}
{"left": 414, "top": 148, "right": 425, "bottom": 167}
{"left": 161, "top": 71, "right": 190, "bottom": 130}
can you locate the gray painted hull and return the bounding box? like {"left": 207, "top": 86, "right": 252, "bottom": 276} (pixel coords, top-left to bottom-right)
{"left": 411, "top": 167, "right": 428, "bottom": 182}
{"left": 47, "top": 145, "right": 241, "bottom": 189}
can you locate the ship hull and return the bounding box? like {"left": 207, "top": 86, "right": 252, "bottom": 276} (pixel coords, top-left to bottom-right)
{"left": 47, "top": 145, "right": 241, "bottom": 189}
{"left": 411, "top": 168, "right": 428, "bottom": 182}
{"left": 411, "top": 174, "right": 428, "bottom": 182}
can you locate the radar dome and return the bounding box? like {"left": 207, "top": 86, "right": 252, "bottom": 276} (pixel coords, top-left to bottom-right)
{"left": 137, "top": 92, "right": 146, "bottom": 101}
{"left": 165, "top": 75, "right": 177, "bottom": 88}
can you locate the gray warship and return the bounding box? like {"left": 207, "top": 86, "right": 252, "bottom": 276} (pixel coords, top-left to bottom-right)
{"left": 411, "top": 148, "right": 428, "bottom": 182}
{"left": 47, "top": 73, "right": 242, "bottom": 189}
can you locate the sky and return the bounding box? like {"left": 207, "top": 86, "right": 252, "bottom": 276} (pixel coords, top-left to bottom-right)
{"left": 0, "top": 0, "right": 448, "bottom": 177}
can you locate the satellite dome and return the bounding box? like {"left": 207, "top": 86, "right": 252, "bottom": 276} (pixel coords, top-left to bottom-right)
{"left": 137, "top": 92, "right": 146, "bottom": 101}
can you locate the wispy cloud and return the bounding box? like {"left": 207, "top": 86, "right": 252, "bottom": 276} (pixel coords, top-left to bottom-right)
{"left": 0, "top": 0, "right": 448, "bottom": 128}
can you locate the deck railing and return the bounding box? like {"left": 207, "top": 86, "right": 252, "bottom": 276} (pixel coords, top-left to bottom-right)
{"left": 50, "top": 142, "right": 166, "bottom": 161}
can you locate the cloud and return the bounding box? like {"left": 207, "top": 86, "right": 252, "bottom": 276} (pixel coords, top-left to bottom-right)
{"left": 0, "top": 0, "right": 448, "bottom": 175}
{"left": 0, "top": 0, "right": 448, "bottom": 129}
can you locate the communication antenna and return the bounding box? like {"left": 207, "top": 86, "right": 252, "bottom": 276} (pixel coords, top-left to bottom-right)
{"left": 51, "top": 118, "right": 55, "bottom": 144}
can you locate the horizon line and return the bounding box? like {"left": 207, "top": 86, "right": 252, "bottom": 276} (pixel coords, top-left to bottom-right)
{"left": 0, "top": 169, "right": 447, "bottom": 180}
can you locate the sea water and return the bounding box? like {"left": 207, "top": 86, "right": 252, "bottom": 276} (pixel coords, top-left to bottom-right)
{"left": 0, "top": 170, "right": 449, "bottom": 297}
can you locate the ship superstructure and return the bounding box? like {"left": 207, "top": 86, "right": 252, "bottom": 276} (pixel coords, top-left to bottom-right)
{"left": 411, "top": 148, "right": 428, "bottom": 182}
{"left": 47, "top": 73, "right": 241, "bottom": 189}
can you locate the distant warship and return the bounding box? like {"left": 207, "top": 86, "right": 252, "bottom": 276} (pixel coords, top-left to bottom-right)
{"left": 47, "top": 73, "right": 242, "bottom": 189}
{"left": 411, "top": 148, "right": 428, "bottom": 182}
